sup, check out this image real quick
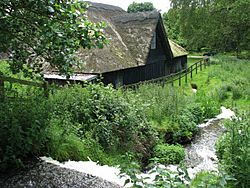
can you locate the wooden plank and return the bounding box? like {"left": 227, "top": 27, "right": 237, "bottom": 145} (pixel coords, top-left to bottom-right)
{"left": 0, "top": 75, "right": 43, "bottom": 87}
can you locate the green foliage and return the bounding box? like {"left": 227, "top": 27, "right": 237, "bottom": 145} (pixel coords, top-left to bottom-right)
{"left": 0, "top": 82, "right": 156, "bottom": 170}
{"left": 172, "top": 105, "right": 201, "bottom": 144}
{"left": 152, "top": 144, "right": 185, "bottom": 165}
{"left": 46, "top": 120, "right": 108, "bottom": 163}
{"left": 127, "top": 2, "right": 155, "bottom": 13}
{"left": 163, "top": 9, "right": 186, "bottom": 47}
{"left": 134, "top": 84, "right": 204, "bottom": 145}
{"left": 0, "top": 0, "right": 108, "bottom": 77}
{"left": 121, "top": 165, "right": 190, "bottom": 188}
{"left": 48, "top": 84, "right": 156, "bottom": 162}
{"left": 216, "top": 114, "right": 250, "bottom": 187}
{"left": 168, "top": 0, "right": 250, "bottom": 54}
{"left": 196, "top": 91, "right": 220, "bottom": 119}
{"left": 0, "top": 94, "right": 49, "bottom": 171}
{"left": 135, "top": 84, "right": 187, "bottom": 125}
{"left": 190, "top": 171, "right": 229, "bottom": 188}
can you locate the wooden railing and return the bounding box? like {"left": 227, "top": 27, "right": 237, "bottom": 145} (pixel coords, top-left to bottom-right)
{"left": 0, "top": 57, "right": 210, "bottom": 99}
{"left": 123, "top": 57, "right": 210, "bottom": 89}
{"left": 0, "top": 75, "right": 48, "bottom": 99}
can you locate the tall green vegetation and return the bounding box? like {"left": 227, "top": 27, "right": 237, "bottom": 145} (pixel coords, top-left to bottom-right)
{"left": 164, "top": 0, "right": 250, "bottom": 56}
{"left": 1, "top": 55, "right": 249, "bottom": 188}
{"left": 122, "top": 55, "right": 250, "bottom": 187}
{"left": 127, "top": 2, "right": 155, "bottom": 13}
{"left": 134, "top": 84, "right": 219, "bottom": 144}
{"left": 48, "top": 84, "right": 156, "bottom": 162}
{"left": 0, "top": 83, "right": 156, "bottom": 171}
{"left": 0, "top": 0, "right": 108, "bottom": 77}
{"left": 0, "top": 91, "right": 50, "bottom": 170}
{"left": 216, "top": 114, "right": 250, "bottom": 187}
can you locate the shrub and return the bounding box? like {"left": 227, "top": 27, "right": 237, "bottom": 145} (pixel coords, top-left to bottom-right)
{"left": 231, "top": 85, "right": 242, "bottom": 100}
{"left": 0, "top": 95, "right": 49, "bottom": 171}
{"left": 121, "top": 164, "right": 190, "bottom": 188}
{"left": 196, "top": 91, "right": 220, "bottom": 119}
{"left": 190, "top": 171, "right": 229, "bottom": 188}
{"left": 185, "top": 104, "right": 204, "bottom": 124}
{"left": 135, "top": 84, "right": 188, "bottom": 125}
{"left": 172, "top": 106, "right": 200, "bottom": 144}
{"left": 152, "top": 144, "right": 185, "bottom": 165}
{"left": 48, "top": 84, "right": 156, "bottom": 162}
{"left": 216, "top": 114, "right": 250, "bottom": 187}
{"left": 46, "top": 120, "right": 108, "bottom": 163}
{"left": 215, "top": 85, "right": 229, "bottom": 102}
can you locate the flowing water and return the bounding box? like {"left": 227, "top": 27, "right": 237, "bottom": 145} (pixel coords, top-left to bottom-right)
{"left": 40, "top": 107, "right": 235, "bottom": 186}
{"left": 183, "top": 106, "right": 235, "bottom": 178}
{"left": 184, "top": 119, "right": 224, "bottom": 178}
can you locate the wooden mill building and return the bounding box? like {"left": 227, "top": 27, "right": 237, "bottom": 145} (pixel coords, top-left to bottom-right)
{"left": 44, "top": 2, "right": 188, "bottom": 87}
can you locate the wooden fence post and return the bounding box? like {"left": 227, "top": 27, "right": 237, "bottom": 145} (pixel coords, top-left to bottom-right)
{"left": 196, "top": 63, "right": 198, "bottom": 74}
{"left": 190, "top": 65, "right": 193, "bottom": 79}
{"left": 0, "top": 80, "right": 4, "bottom": 101}
{"left": 179, "top": 73, "right": 181, "bottom": 86}
{"left": 200, "top": 61, "right": 202, "bottom": 71}
{"left": 171, "top": 76, "right": 174, "bottom": 86}
{"left": 185, "top": 68, "right": 188, "bottom": 83}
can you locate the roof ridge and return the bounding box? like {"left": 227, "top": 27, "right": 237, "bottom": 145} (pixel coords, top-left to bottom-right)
{"left": 112, "top": 10, "right": 160, "bottom": 23}
{"left": 85, "top": 1, "right": 126, "bottom": 12}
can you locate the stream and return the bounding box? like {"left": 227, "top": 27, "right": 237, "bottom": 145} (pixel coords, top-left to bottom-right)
{"left": 184, "top": 119, "right": 225, "bottom": 177}
{"left": 0, "top": 107, "right": 235, "bottom": 187}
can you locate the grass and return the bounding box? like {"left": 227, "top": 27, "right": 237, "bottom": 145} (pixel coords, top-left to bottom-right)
{"left": 1, "top": 55, "right": 249, "bottom": 177}
{"left": 174, "top": 55, "right": 250, "bottom": 111}
{"left": 187, "top": 57, "right": 203, "bottom": 67}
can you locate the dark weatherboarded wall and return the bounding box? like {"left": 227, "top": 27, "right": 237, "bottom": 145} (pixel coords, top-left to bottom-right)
{"left": 100, "top": 21, "right": 187, "bottom": 88}
{"left": 102, "top": 21, "right": 172, "bottom": 87}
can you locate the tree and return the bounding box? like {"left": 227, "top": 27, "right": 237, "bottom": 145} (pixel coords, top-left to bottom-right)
{"left": 168, "top": 0, "right": 250, "bottom": 54}
{"left": 163, "top": 9, "right": 186, "bottom": 47}
{"left": 127, "top": 2, "right": 155, "bottom": 13}
{"left": 0, "top": 0, "right": 108, "bottom": 77}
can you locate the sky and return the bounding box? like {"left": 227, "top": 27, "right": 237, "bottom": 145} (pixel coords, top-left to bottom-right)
{"left": 90, "top": 0, "right": 171, "bottom": 13}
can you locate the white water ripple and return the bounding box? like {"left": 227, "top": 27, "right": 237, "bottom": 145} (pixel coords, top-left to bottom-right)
{"left": 41, "top": 106, "right": 235, "bottom": 185}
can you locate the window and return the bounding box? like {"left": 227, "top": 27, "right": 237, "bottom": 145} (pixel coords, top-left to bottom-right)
{"left": 150, "top": 32, "right": 156, "bottom": 49}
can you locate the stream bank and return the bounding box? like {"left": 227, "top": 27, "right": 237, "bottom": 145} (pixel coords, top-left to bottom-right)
{"left": 0, "top": 107, "right": 234, "bottom": 187}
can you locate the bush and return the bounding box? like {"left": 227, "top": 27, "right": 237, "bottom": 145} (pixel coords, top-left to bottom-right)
{"left": 48, "top": 84, "right": 156, "bottom": 162}
{"left": 216, "top": 114, "right": 250, "bottom": 187}
{"left": 0, "top": 95, "right": 49, "bottom": 171}
{"left": 46, "top": 120, "right": 108, "bottom": 163}
{"left": 171, "top": 105, "right": 200, "bottom": 144}
{"left": 0, "top": 83, "right": 157, "bottom": 170}
{"left": 135, "top": 84, "right": 188, "bottom": 125}
{"left": 196, "top": 91, "right": 220, "bottom": 119}
{"left": 152, "top": 144, "right": 185, "bottom": 165}
{"left": 190, "top": 171, "right": 228, "bottom": 188}
{"left": 231, "top": 85, "right": 242, "bottom": 100}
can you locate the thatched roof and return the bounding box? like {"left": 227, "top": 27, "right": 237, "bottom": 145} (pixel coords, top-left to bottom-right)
{"left": 168, "top": 40, "right": 188, "bottom": 58}
{"left": 44, "top": 2, "right": 186, "bottom": 75}
{"left": 76, "top": 2, "right": 161, "bottom": 73}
